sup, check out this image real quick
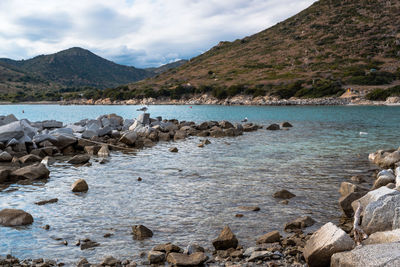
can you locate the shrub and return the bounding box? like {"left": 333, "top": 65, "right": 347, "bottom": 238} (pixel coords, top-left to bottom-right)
{"left": 295, "top": 79, "right": 343, "bottom": 98}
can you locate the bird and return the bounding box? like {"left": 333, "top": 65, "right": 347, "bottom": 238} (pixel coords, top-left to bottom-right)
{"left": 241, "top": 117, "right": 248, "bottom": 122}
{"left": 137, "top": 106, "right": 148, "bottom": 113}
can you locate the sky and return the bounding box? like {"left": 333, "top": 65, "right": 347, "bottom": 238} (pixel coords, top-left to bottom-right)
{"left": 0, "top": 0, "right": 316, "bottom": 68}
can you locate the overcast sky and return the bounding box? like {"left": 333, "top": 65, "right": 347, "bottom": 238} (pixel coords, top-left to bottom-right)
{"left": 0, "top": 0, "right": 316, "bottom": 68}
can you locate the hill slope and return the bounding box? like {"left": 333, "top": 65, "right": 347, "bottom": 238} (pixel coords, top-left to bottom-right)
{"left": 126, "top": 0, "right": 400, "bottom": 99}
{"left": 0, "top": 47, "right": 153, "bottom": 89}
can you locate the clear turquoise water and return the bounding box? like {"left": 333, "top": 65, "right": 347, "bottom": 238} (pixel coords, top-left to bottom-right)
{"left": 0, "top": 105, "right": 399, "bottom": 264}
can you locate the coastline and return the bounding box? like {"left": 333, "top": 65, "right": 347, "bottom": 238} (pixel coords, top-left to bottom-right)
{"left": 1, "top": 95, "right": 400, "bottom": 106}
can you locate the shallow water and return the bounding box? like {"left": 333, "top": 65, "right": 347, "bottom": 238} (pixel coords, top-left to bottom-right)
{"left": 0, "top": 105, "right": 399, "bottom": 265}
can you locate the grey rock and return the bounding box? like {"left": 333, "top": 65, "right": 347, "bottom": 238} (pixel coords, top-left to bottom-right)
{"left": 132, "top": 225, "right": 153, "bottom": 239}
{"left": 0, "top": 208, "right": 34, "bottom": 226}
{"left": 119, "top": 131, "right": 137, "bottom": 145}
{"left": 148, "top": 251, "right": 165, "bottom": 264}
{"left": 42, "top": 120, "right": 63, "bottom": 129}
{"left": 284, "top": 216, "right": 315, "bottom": 232}
{"left": 247, "top": 251, "right": 273, "bottom": 262}
{"left": 266, "top": 124, "right": 280, "bottom": 130}
{"left": 68, "top": 154, "right": 90, "bottom": 165}
{"left": 0, "top": 151, "right": 12, "bottom": 162}
{"left": 137, "top": 113, "right": 150, "bottom": 125}
{"left": 364, "top": 229, "right": 400, "bottom": 245}
{"left": 351, "top": 186, "right": 399, "bottom": 216}
{"left": 0, "top": 114, "right": 18, "bottom": 126}
{"left": 98, "top": 126, "right": 111, "bottom": 137}
{"left": 71, "top": 179, "right": 89, "bottom": 192}
{"left": 98, "top": 145, "right": 110, "bottom": 157}
{"left": 212, "top": 226, "right": 238, "bottom": 250}
{"left": 10, "top": 163, "right": 50, "bottom": 180}
{"left": 0, "top": 121, "right": 24, "bottom": 143}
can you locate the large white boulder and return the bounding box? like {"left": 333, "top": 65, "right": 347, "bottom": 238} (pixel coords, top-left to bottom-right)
{"left": 303, "top": 222, "right": 354, "bottom": 267}
{"left": 0, "top": 114, "right": 18, "bottom": 126}
{"left": 0, "top": 121, "right": 24, "bottom": 143}
{"left": 364, "top": 229, "right": 400, "bottom": 245}
{"left": 331, "top": 242, "right": 400, "bottom": 267}
{"left": 351, "top": 186, "right": 398, "bottom": 216}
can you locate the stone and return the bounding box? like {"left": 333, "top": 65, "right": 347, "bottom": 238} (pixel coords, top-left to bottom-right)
{"left": 84, "top": 145, "right": 101, "bottom": 156}
{"left": 10, "top": 163, "right": 50, "bottom": 180}
{"left": 219, "top": 120, "right": 234, "bottom": 129}
{"left": 132, "top": 225, "right": 153, "bottom": 239}
{"left": 67, "top": 154, "right": 90, "bottom": 165}
{"left": 273, "top": 189, "right": 296, "bottom": 199}
{"left": 98, "top": 145, "right": 110, "bottom": 157}
{"left": 119, "top": 131, "right": 137, "bottom": 145}
{"left": 184, "top": 244, "right": 205, "bottom": 255}
{"left": 284, "top": 216, "right": 315, "bottom": 232}
{"left": 101, "top": 256, "right": 119, "bottom": 266}
{"left": 212, "top": 226, "right": 238, "bottom": 250}
{"left": 238, "top": 206, "right": 260, "bottom": 211}
{"left": 19, "top": 154, "right": 42, "bottom": 164}
{"left": 0, "top": 114, "right": 18, "bottom": 126}
{"left": 158, "top": 132, "right": 171, "bottom": 141}
{"left": 137, "top": 113, "right": 150, "bottom": 125}
{"left": 256, "top": 230, "right": 281, "bottom": 244}
{"left": 280, "top": 122, "right": 293, "bottom": 127}
{"left": 363, "top": 229, "right": 400, "bottom": 245}
{"left": 0, "top": 167, "right": 12, "bottom": 183}
{"left": 0, "top": 121, "right": 24, "bottom": 143}
{"left": 362, "top": 190, "right": 400, "bottom": 234}
{"left": 303, "top": 222, "right": 355, "bottom": 267}
{"left": 42, "top": 120, "right": 63, "bottom": 129}
{"left": 266, "top": 124, "right": 280, "bottom": 130}
{"left": 80, "top": 239, "right": 99, "bottom": 250}
{"left": 52, "top": 134, "right": 77, "bottom": 149}
{"left": 169, "top": 147, "right": 178, "bottom": 153}
{"left": 174, "top": 130, "right": 187, "bottom": 140}
{"left": 153, "top": 243, "right": 181, "bottom": 253}
{"left": 372, "top": 170, "right": 396, "bottom": 190}
{"left": 0, "top": 209, "right": 34, "bottom": 226}
{"left": 331, "top": 242, "right": 400, "bottom": 267}
{"left": 98, "top": 126, "right": 112, "bottom": 137}
{"left": 379, "top": 151, "right": 400, "bottom": 168}
{"left": 351, "top": 186, "right": 399, "bottom": 216}
{"left": 0, "top": 151, "right": 12, "bottom": 162}
{"left": 351, "top": 175, "right": 366, "bottom": 183}
{"left": 247, "top": 251, "right": 274, "bottom": 262}
{"left": 35, "top": 198, "right": 58, "bottom": 206}
{"left": 339, "top": 182, "right": 368, "bottom": 197}
{"left": 71, "top": 179, "right": 89, "bottom": 192}
{"left": 209, "top": 127, "right": 225, "bottom": 137}
{"left": 339, "top": 191, "right": 366, "bottom": 217}
{"left": 167, "top": 252, "right": 208, "bottom": 266}
{"left": 148, "top": 251, "right": 165, "bottom": 264}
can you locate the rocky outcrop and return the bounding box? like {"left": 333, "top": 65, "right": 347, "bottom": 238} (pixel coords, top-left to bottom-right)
{"left": 0, "top": 209, "right": 34, "bottom": 226}
{"left": 303, "top": 222, "right": 355, "bottom": 267}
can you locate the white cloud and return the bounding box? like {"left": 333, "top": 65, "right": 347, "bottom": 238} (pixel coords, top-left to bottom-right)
{"left": 0, "top": 0, "right": 316, "bottom": 67}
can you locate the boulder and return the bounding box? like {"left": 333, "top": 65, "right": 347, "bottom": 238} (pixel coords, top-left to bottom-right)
{"left": 19, "top": 154, "right": 42, "bottom": 164}
{"left": 66, "top": 124, "right": 85, "bottom": 133}
{"left": 35, "top": 198, "right": 58, "bottom": 206}
{"left": 169, "top": 147, "right": 178, "bottom": 153}
{"left": 331, "top": 242, "right": 400, "bottom": 267}
{"left": 339, "top": 182, "right": 368, "bottom": 197}
{"left": 209, "top": 127, "right": 225, "bottom": 138}
{"left": 184, "top": 244, "right": 205, "bottom": 255}
{"left": 167, "top": 252, "right": 208, "bottom": 267}
{"left": 266, "top": 124, "right": 280, "bottom": 130}
{"left": 82, "top": 130, "right": 97, "bottom": 139}
{"left": 362, "top": 190, "right": 400, "bottom": 234}
{"left": 71, "top": 179, "right": 89, "bottom": 192}
{"left": 98, "top": 145, "right": 110, "bottom": 157}
{"left": 339, "top": 191, "right": 366, "bottom": 217}
{"left": 212, "top": 226, "right": 238, "bottom": 250}
{"left": 42, "top": 120, "right": 63, "bottom": 129}
{"left": 0, "top": 151, "right": 12, "bottom": 162}
{"left": 137, "top": 113, "right": 150, "bottom": 125}
{"left": 351, "top": 186, "right": 399, "bottom": 216}
{"left": 119, "top": 132, "right": 137, "bottom": 146}
{"left": 273, "top": 189, "right": 296, "bottom": 199}
{"left": 363, "top": 229, "right": 400, "bottom": 245}
{"left": 148, "top": 251, "right": 165, "bottom": 264}
{"left": 0, "top": 167, "right": 12, "bottom": 183}
{"left": 379, "top": 151, "right": 400, "bottom": 168}
{"left": 158, "top": 132, "right": 171, "bottom": 141}
{"left": 243, "top": 123, "right": 258, "bottom": 132}
{"left": 372, "top": 170, "right": 396, "bottom": 190}
{"left": 0, "top": 114, "right": 18, "bottom": 126}
{"left": 80, "top": 239, "right": 99, "bottom": 250}
{"left": 68, "top": 154, "right": 90, "bottom": 165}
{"left": 280, "top": 122, "right": 293, "bottom": 127}
{"left": 284, "top": 216, "right": 315, "bottom": 232}
{"left": 132, "top": 225, "right": 153, "bottom": 239}
{"left": 0, "top": 121, "right": 24, "bottom": 143}
{"left": 0, "top": 209, "right": 34, "bottom": 226}
{"left": 100, "top": 256, "right": 119, "bottom": 266}
{"left": 98, "top": 126, "right": 112, "bottom": 137}
{"left": 256, "top": 230, "right": 281, "bottom": 244}
{"left": 174, "top": 130, "right": 187, "bottom": 140}
{"left": 84, "top": 145, "right": 101, "bottom": 156}
{"left": 247, "top": 251, "right": 274, "bottom": 262}
{"left": 153, "top": 243, "right": 181, "bottom": 253}
{"left": 52, "top": 134, "right": 77, "bottom": 149}
{"left": 219, "top": 121, "right": 234, "bottom": 129}
{"left": 10, "top": 163, "right": 50, "bottom": 180}
{"left": 303, "top": 222, "right": 355, "bottom": 267}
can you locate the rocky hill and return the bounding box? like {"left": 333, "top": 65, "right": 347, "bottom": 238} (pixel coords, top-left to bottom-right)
{"left": 123, "top": 0, "right": 400, "bottom": 100}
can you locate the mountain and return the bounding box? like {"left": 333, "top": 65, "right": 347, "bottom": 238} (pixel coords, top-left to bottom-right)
{"left": 0, "top": 47, "right": 153, "bottom": 90}
{"left": 126, "top": 0, "right": 400, "bottom": 99}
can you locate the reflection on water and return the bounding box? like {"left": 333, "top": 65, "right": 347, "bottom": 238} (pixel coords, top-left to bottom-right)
{"left": 0, "top": 105, "right": 399, "bottom": 264}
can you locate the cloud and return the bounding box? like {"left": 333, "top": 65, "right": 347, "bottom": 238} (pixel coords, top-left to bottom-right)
{"left": 0, "top": 0, "right": 316, "bottom": 67}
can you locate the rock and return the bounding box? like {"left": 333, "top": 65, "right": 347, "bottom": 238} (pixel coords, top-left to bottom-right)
{"left": 10, "top": 163, "right": 50, "bottom": 180}
{"left": 42, "top": 120, "right": 63, "bottom": 129}
{"left": 273, "top": 189, "right": 296, "bottom": 199}
{"left": 137, "top": 113, "right": 150, "bottom": 125}
{"left": 184, "top": 244, "right": 205, "bottom": 255}
{"left": 174, "top": 130, "right": 187, "bottom": 140}
{"left": 82, "top": 130, "right": 97, "bottom": 139}
{"left": 98, "top": 145, "right": 110, "bottom": 157}
{"left": 197, "top": 143, "right": 204, "bottom": 148}
{"left": 153, "top": 243, "right": 181, "bottom": 253}
{"left": 351, "top": 175, "right": 366, "bottom": 183}
{"left": 339, "top": 182, "right": 368, "bottom": 197}
{"left": 35, "top": 198, "right": 58, "bottom": 205}
{"left": 0, "top": 167, "right": 12, "bottom": 183}
{"left": 0, "top": 209, "right": 34, "bottom": 226}
{"left": 0, "top": 151, "right": 12, "bottom": 162}
{"left": 243, "top": 123, "right": 258, "bottom": 132}
{"left": 148, "top": 251, "right": 165, "bottom": 264}
{"left": 212, "top": 226, "right": 238, "bottom": 250}
{"left": 119, "top": 131, "right": 137, "bottom": 145}
{"left": 219, "top": 121, "right": 234, "bottom": 129}
{"left": 256, "top": 230, "right": 281, "bottom": 244}
{"left": 238, "top": 206, "right": 260, "bottom": 211}
{"left": 280, "top": 122, "right": 293, "bottom": 127}
{"left": 0, "top": 114, "right": 18, "bottom": 126}
{"left": 84, "top": 145, "right": 101, "bottom": 155}
{"left": 52, "top": 134, "right": 77, "bottom": 149}
{"left": 67, "top": 154, "right": 90, "bottom": 164}
{"left": 361, "top": 189, "right": 400, "bottom": 234}
{"left": 351, "top": 186, "right": 399, "bottom": 216}
{"left": 77, "top": 258, "right": 89, "bottom": 267}
{"left": 303, "top": 222, "right": 355, "bottom": 267}
{"left": 331, "top": 242, "right": 400, "bottom": 267}
{"left": 101, "top": 256, "right": 119, "bottom": 266}
{"left": 372, "top": 170, "right": 396, "bottom": 190}
{"left": 209, "top": 127, "right": 225, "bottom": 137}
{"left": 71, "top": 179, "right": 89, "bottom": 192}
{"left": 0, "top": 121, "right": 24, "bottom": 143}
{"left": 132, "top": 225, "right": 153, "bottom": 239}
{"left": 266, "top": 124, "right": 280, "bottom": 130}
{"left": 284, "top": 216, "right": 315, "bottom": 232}
{"left": 167, "top": 252, "right": 208, "bottom": 266}
{"left": 363, "top": 229, "right": 400, "bottom": 245}
{"left": 158, "top": 132, "right": 171, "bottom": 141}
{"left": 169, "top": 147, "right": 178, "bottom": 153}
{"left": 339, "top": 191, "right": 366, "bottom": 217}
{"left": 98, "top": 126, "right": 112, "bottom": 137}
{"left": 80, "top": 239, "right": 99, "bottom": 250}
{"left": 247, "top": 251, "right": 274, "bottom": 262}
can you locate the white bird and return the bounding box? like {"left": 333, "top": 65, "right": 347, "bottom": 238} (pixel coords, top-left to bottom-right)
{"left": 241, "top": 117, "right": 248, "bottom": 122}
{"left": 137, "top": 106, "right": 148, "bottom": 112}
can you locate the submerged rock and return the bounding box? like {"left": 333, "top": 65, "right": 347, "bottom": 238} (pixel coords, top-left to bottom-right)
{"left": 132, "top": 225, "right": 153, "bottom": 239}
{"left": 71, "top": 179, "right": 89, "bottom": 192}
{"left": 273, "top": 189, "right": 296, "bottom": 199}
{"left": 212, "top": 226, "right": 238, "bottom": 250}
{"left": 0, "top": 209, "right": 34, "bottom": 226}
{"left": 266, "top": 124, "right": 280, "bottom": 130}
{"left": 35, "top": 198, "right": 58, "bottom": 206}
{"left": 169, "top": 147, "right": 178, "bottom": 153}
